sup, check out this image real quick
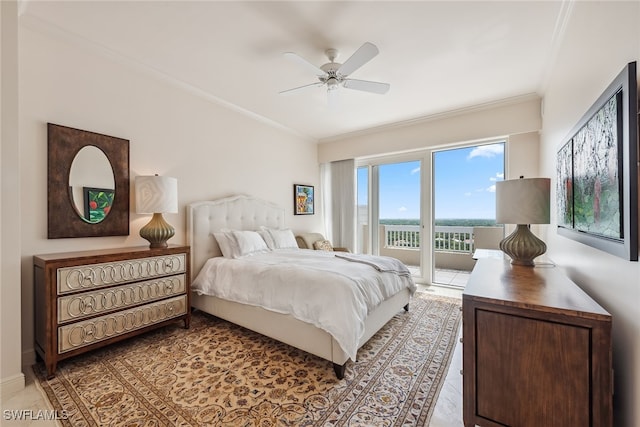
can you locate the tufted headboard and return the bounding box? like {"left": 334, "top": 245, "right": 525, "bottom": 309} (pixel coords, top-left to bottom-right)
{"left": 186, "top": 195, "right": 285, "bottom": 278}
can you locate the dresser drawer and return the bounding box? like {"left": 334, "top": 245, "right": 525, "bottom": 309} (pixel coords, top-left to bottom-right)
{"left": 56, "top": 253, "right": 186, "bottom": 294}
{"left": 57, "top": 274, "right": 186, "bottom": 323}
{"left": 57, "top": 295, "right": 187, "bottom": 353}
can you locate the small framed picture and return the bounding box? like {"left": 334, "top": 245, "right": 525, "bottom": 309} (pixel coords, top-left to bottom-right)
{"left": 294, "top": 184, "right": 314, "bottom": 215}
{"left": 83, "top": 187, "right": 115, "bottom": 224}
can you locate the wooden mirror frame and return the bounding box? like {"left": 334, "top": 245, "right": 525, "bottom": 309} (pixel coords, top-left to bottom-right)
{"left": 48, "top": 123, "right": 130, "bottom": 238}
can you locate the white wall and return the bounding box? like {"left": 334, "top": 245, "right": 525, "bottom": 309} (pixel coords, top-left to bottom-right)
{"left": 17, "top": 21, "right": 322, "bottom": 370}
{"left": 1, "top": 0, "right": 26, "bottom": 399}
{"left": 540, "top": 2, "right": 640, "bottom": 426}
{"left": 318, "top": 95, "right": 541, "bottom": 163}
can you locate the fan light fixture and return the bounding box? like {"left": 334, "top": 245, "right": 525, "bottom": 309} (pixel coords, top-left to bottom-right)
{"left": 280, "top": 42, "right": 390, "bottom": 97}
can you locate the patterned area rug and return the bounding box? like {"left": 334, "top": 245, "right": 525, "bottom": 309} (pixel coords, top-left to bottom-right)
{"left": 34, "top": 292, "right": 461, "bottom": 426}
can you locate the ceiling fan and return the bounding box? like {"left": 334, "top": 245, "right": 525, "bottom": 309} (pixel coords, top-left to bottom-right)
{"left": 279, "top": 42, "right": 390, "bottom": 98}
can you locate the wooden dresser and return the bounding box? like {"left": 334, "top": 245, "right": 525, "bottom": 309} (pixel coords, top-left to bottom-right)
{"left": 34, "top": 245, "right": 190, "bottom": 378}
{"left": 462, "top": 258, "right": 612, "bottom": 427}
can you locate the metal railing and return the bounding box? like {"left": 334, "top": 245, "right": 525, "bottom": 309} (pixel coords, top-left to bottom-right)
{"left": 384, "top": 225, "right": 474, "bottom": 253}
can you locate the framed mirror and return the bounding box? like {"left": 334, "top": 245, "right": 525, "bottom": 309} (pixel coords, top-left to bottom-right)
{"left": 48, "top": 123, "right": 130, "bottom": 238}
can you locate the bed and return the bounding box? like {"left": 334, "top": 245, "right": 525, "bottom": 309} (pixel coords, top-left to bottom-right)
{"left": 187, "top": 195, "right": 415, "bottom": 378}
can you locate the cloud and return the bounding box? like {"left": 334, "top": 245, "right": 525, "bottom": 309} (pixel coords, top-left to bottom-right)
{"left": 410, "top": 166, "right": 420, "bottom": 175}
{"left": 467, "top": 143, "right": 504, "bottom": 160}
{"left": 464, "top": 192, "right": 472, "bottom": 197}
{"left": 487, "top": 184, "right": 496, "bottom": 193}
{"left": 489, "top": 172, "right": 505, "bottom": 182}
{"left": 398, "top": 206, "right": 407, "bottom": 212}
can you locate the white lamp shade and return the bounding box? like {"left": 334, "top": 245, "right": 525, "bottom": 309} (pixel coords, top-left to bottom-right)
{"left": 496, "top": 178, "right": 550, "bottom": 224}
{"left": 135, "top": 175, "right": 178, "bottom": 214}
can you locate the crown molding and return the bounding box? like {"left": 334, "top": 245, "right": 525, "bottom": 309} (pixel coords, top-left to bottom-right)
{"left": 19, "top": 13, "right": 316, "bottom": 144}
{"left": 319, "top": 93, "right": 541, "bottom": 144}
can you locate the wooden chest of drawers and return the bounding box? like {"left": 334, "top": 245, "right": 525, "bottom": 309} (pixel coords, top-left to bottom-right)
{"left": 34, "top": 245, "right": 190, "bottom": 378}
{"left": 462, "top": 258, "right": 612, "bottom": 427}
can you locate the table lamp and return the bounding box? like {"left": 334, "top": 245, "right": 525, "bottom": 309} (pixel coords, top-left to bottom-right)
{"left": 496, "top": 177, "right": 550, "bottom": 266}
{"left": 135, "top": 175, "right": 178, "bottom": 249}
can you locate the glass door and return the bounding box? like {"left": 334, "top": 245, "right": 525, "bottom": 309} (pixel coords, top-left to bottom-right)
{"left": 432, "top": 142, "right": 505, "bottom": 287}
{"left": 378, "top": 160, "right": 422, "bottom": 277}
{"left": 357, "top": 157, "right": 424, "bottom": 279}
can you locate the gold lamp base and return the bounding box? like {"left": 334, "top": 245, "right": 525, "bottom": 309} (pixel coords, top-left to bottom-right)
{"left": 140, "top": 213, "right": 175, "bottom": 249}
{"left": 499, "top": 224, "right": 546, "bottom": 266}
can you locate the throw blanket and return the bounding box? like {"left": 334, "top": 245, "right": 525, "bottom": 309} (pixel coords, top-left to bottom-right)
{"left": 334, "top": 253, "right": 411, "bottom": 276}
{"left": 191, "top": 249, "right": 416, "bottom": 360}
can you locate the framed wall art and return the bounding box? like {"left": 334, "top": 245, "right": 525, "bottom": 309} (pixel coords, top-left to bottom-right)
{"left": 294, "top": 184, "right": 314, "bottom": 215}
{"left": 556, "top": 62, "right": 638, "bottom": 261}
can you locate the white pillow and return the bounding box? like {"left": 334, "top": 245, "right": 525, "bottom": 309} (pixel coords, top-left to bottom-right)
{"left": 231, "top": 230, "right": 270, "bottom": 257}
{"left": 264, "top": 228, "right": 299, "bottom": 250}
{"left": 213, "top": 231, "right": 239, "bottom": 258}
{"left": 258, "top": 229, "right": 275, "bottom": 249}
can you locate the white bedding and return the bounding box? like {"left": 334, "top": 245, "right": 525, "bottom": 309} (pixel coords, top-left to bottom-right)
{"left": 191, "top": 249, "right": 416, "bottom": 360}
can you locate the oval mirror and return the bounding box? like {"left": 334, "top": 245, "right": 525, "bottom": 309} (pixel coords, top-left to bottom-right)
{"left": 68, "top": 145, "right": 115, "bottom": 224}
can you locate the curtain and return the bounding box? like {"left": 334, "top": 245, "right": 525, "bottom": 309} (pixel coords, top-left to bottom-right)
{"left": 321, "top": 159, "right": 356, "bottom": 251}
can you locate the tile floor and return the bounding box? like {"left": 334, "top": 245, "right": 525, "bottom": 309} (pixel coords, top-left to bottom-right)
{"left": 1, "top": 368, "right": 58, "bottom": 427}
{"left": 407, "top": 266, "right": 471, "bottom": 290}
{"left": 433, "top": 269, "right": 471, "bottom": 288}
{"left": 422, "top": 283, "right": 464, "bottom": 427}
{"left": 2, "top": 284, "right": 466, "bottom": 427}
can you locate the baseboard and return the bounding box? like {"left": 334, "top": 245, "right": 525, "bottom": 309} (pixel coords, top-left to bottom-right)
{"left": 1, "top": 372, "right": 26, "bottom": 401}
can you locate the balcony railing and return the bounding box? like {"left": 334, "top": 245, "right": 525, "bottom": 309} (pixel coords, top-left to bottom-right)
{"left": 384, "top": 225, "right": 474, "bottom": 253}
{"left": 434, "top": 226, "right": 474, "bottom": 253}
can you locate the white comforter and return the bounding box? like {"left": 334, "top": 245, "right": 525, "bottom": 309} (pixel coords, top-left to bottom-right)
{"left": 191, "top": 249, "right": 416, "bottom": 360}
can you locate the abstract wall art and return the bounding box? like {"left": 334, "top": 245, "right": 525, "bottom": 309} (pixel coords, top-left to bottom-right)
{"left": 556, "top": 62, "right": 638, "bottom": 261}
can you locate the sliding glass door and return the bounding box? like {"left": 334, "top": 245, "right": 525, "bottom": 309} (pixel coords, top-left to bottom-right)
{"left": 431, "top": 142, "right": 505, "bottom": 286}
{"left": 357, "top": 141, "right": 504, "bottom": 286}
{"left": 357, "top": 156, "right": 425, "bottom": 279}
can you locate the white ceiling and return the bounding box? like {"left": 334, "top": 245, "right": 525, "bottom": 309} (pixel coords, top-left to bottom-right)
{"left": 20, "top": 1, "right": 571, "bottom": 141}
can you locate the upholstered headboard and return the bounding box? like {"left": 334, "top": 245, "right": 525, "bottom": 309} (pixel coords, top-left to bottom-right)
{"left": 186, "top": 195, "right": 285, "bottom": 278}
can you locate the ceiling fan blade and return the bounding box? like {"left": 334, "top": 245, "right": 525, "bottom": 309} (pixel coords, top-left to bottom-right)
{"left": 283, "top": 52, "right": 326, "bottom": 76}
{"left": 279, "top": 81, "right": 324, "bottom": 95}
{"left": 337, "top": 42, "right": 379, "bottom": 77}
{"left": 342, "top": 78, "right": 390, "bottom": 94}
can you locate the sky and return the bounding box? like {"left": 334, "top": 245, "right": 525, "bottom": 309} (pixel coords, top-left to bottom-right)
{"left": 357, "top": 142, "right": 505, "bottom": 219}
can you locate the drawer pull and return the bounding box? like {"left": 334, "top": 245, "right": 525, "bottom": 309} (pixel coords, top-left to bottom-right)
{"left": 164, "top": 257, "right": 177, "bottom": 271}
{"left": 78, "top": 297, "right": 96, "bottom": 315}
{"left": 459, "top": 337, "right": 463, "bottom": 343}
